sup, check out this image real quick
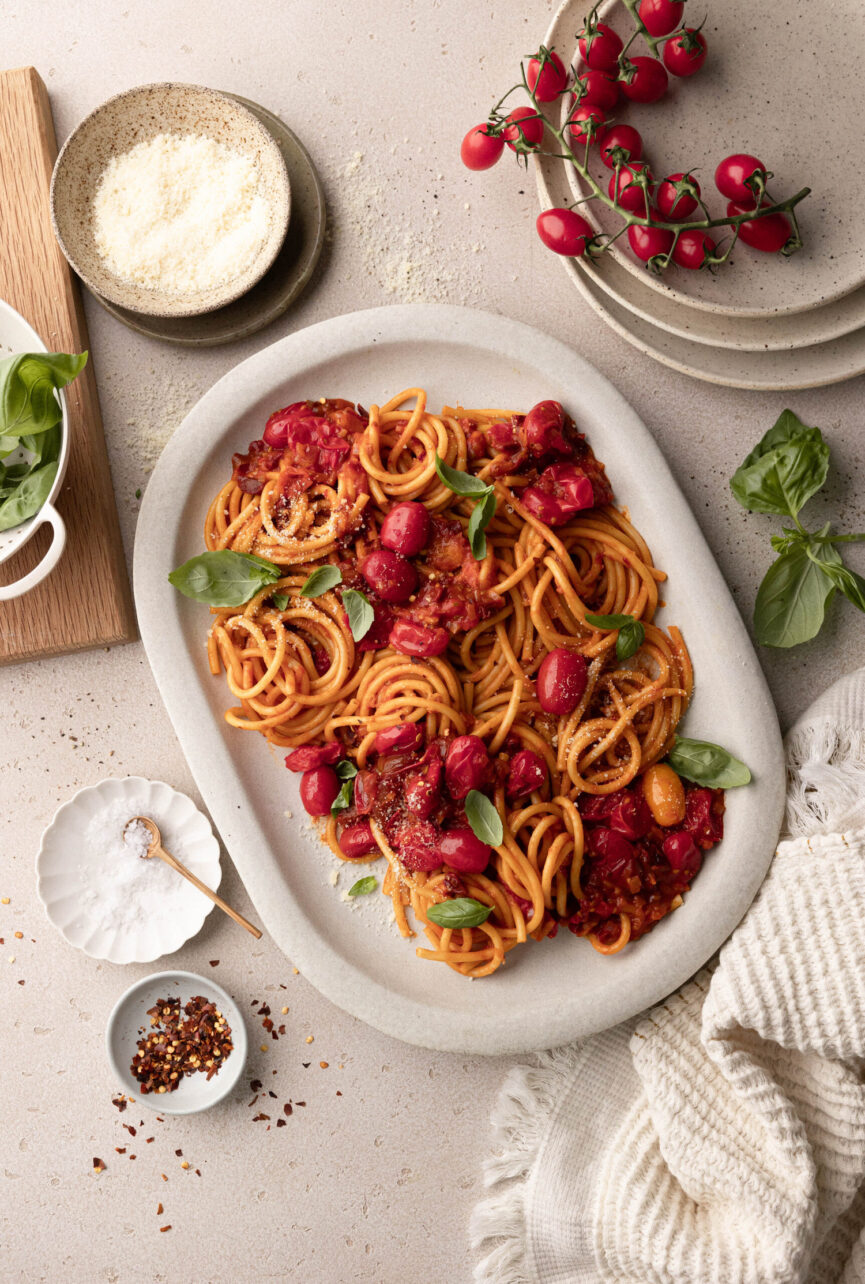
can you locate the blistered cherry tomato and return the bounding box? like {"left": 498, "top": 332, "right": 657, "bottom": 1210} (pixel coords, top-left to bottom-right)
{"left": 663, "top": 830, "right": 701, "bottom": 875}
{"left": 522, "top": 464, "right": 594, "bottom": 527}
{"left": 388, "top": 619, "right": 450, "bottom": 657}
{"left": 578, "top": 21, "right": 623, "bottom": 71}
{"left": 728, "top": 202, "right": 792, "bottom": 252}
{"left": 405, "top": 757, "right": 442, "bottom": 820}
{"left": 460, "top": 125, "right": 504, "bottom": 171}
{"left": 338, "top": 821, "right": 378, "bottom": 859}
{"left": 503, "top": 107, "right": 544, "bottom": 151}
{"left": 714, "top": 153, "right": 766, "bottom": 207}
{"left": 609, "top": 162, "right": 655, "bottom": 215}
{"left": 638, "top": 0, "right": 684, "bottom": 37}
{"left": 537, "top": 648, "right": 588, "bottom": 716}
{"left": 575, "top": 71, "right": 619, "bottom": 111}
{"left": 374, "top": 722, "right": 424, "bottom": 755}
{"left": 445, "top": 735, "right": 489, "bottom": 799}
{"left": 299, "top": 766, "right": 340, "bottom": 816}
{"left": 437, "top": 828, "right": 492, "bottom": 873}
{"left": 380, "top": 501, "right": 430, "bottom": 557}
{"left": 527, "top": 50, "right": 569, "bottom": 101}
{"left": 262, "top": 402, "right": 307, "bottom": 448}
{"left": 641, "top": 763, "right": 686, "bottom": 826}
{"left": 607, "top": 791, "right": 652, "bottom": 840}
{"left": 628, "top": 221, "right": 674, "bottom": 262}
{"left": 598, "top": 123, "right": 643, "bottom": 169}
{"left": 656, "top": 172, "right": 700, "bottom": 220}
{"left": 352, "top": 770, "right": 378, "bottom": 815}
{"left": 663, "top": 29, "right": 707, "bottom": 77}
{"left": 567, "top": 102, "right": 606, "bottom": 145}
{"left": 522, "top": 400, "right": 569, "bottom": 455}
{"left": 673, "top": 229, "right": 716, "bottom": 269}
{"left": 536, "top": 208, "right": 594, "bottom": 258}
{"left": 621, "top": 56, "right": 668, "bottom": 102}
{"left": 588, "top": 828, "right": 638, "bottom": 888}
{"left": 284, "top": 743, "right": 342, "bottom": 772}
{"left": 506, "top": 749, "right": 548, "bottom": 800}
{"left": 361, "top": 548, "right": 418, "bottom": 603}
{"left": 398, "top": 822, "right": 442, "bottom": 872}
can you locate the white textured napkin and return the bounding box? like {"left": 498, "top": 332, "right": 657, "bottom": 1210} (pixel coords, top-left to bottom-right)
{"left": 472, "top": 669, "right": 865, "bottom": 1284}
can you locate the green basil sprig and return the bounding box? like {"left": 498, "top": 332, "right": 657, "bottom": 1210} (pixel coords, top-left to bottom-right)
{"left": 426, "top": 897, "right": 493, "bottom": 929}
{"left": 168, "top": 550, "right": 282, "bottom": 607}
{"left": 730, "top": 410, "right": 865, "bottom": 647}
{"left": 348, "top": 875, "right": 378, "bottom": 897}
{"left": 584, "top": 611, "right": 645, "bottom": 661}
{"left": 434, "top": 453, "right": 496, "bottom": 561}
{"left": 464, "top": 789, "right": 504, "bottom": 846}
{"left": 667, "top": 737, "right": 751, "bottom": 789}
{"left": 301, "top": 565, "right": 342, "bottom": 597}
{"left": 341, "top": 588, "right": 374, "bottom": 641}
{"left": 271, "top": 593, "right": 289, "bottom": 611}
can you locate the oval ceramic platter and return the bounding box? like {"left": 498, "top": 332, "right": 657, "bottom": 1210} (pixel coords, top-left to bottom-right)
{"left": 134, "top": 305, "right": 784, "bottom": 1055}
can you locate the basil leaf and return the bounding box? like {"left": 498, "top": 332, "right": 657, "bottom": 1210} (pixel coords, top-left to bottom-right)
{"left": 730, "top": 411, "right": 829, "bottom": 518}
{"left": 0, "top": 460, "right": 58, "bottom": 532}
{"left": 753, "top": 539, "right": 837, "bottom": 648}
{"left": 464, "top": 790, "right": 504, "bottom": 846}
{"left": 334, "top": 759, "right": 358, "bottom": 782}
{"left": 468, "top": 488, "right": 497, "bottom": 560}
{"left": 813, "top": 556, "right": 865, "bottom": 614}
{"left": 168, "top": 549, "right": 281, "bottom": 607}
{"left": 342, "top": 588, "right": 374, "bottom": 640}
{"left": 668, "top": 737, "right": 752, "bottom": 788}
{"left": 348, "top": 876, "right": 378, "bottom": 897}
{"left": 426, "top": 897, "right": 493, "bottom": 929}
{"left": 271, "top": 593, "right": 289, "bottom": 610}
{"left": 0, "top": 351, "right": 87, "bottom": 438}
{"left": 300, "top": 565, "right": 342, "bottom": 597}
{"left": 585, "top": 612, "right": 636, "bottom": 628}
{"left": 615, "top": 619, "right": 644, "bottom": 661}
{"left": 434, "top": 453, "right": 490, "bottom": 497}
{"left": 331, "top": 776, "right": 355, "bottom": 816}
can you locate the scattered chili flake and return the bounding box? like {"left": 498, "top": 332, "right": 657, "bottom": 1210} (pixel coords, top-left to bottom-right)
{"left": 145, "top": 1137, "right": 154, "bottom": 1144}
{"left": 302, "top": 1062, "right": 310, "bottom": 1069}
{"left": 156, "top": 1203, "right": 163, "bottom": 1216}
{"left": 161, "top": 1173, "right": 168, "bottom": 1182}
{"left": 278, "top": 1025, "right": 286, "bottom": 1036}
{"left": 115, "top": 1147, "right": 126, "bottom": 1154}
{"left": 259, "top": 1004, "right": 271, "bottom": 1017}
{"left": 283, "top": 1103, "right": 293, "bottom": 1116}
{"left": 13, "top": 931, "right": 23, "bottom": 939}
{"left": 281, "top": 1006, "right": 289, "bottom": 1016}
{"left": 112, "top": 1096, "right": 128, "bottom": 1113}
{"left": 175, "top": 1149, "right": 183, "bottom": 1157}
{"left": 209, "top": 960, "right": 219, "bottom": 967}
{"left": 123, "top": 1124, "right": 137, "bottom": 1136}
{"left": 251, "top": 1112, "right": 270, "bottom": 1122}
{"left": 336, "top": 1091, "right": 342, "bottom": 1097}
{"left": 195, "top": 1169, "right": 201, "bottom": 1177}
{"left": 129, "top": 1154, "right": 136, "bottom": 1160}
{"left": 1, "top": 897, "right": 9, "bottom": 904}
{"left": 92, "top": 1158, "right": 105, "bottom": 1173}
{"left": 293, "top": 968, "right": 299, "bottom": 975}
{"left": 159, "top": 1225, "right": 171, "bottom": 1233}
{"left": 250, "top": 1079, "right": 262, "bottom": 1091}
{"left": 319, "top": 1062, "right": 329, "bottom": 1069}
{"left": 268, "top": 1090, "right": 277, "bottom": 1099}
{"left": 180, "top": 1162, "right": 189, "bottom": 1170}
{"left": 259, "top": 1044, "right": 268, "bottom": 1053}
{"left": 17, "top": 979, "right": 24, "bottom": 985}
{"left": 276, "top": 1118, "right": 286, "bottom": 1128}
{"left": 129, "top": 995, "right": 233, "bottom": 1094}
{"left": 305, "top": 1035, "right": 314, "bottom": 1044}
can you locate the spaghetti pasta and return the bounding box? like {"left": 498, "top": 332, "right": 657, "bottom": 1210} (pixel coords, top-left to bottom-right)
{"left": 199, "top": 389, "right": 725, "bottom": 977}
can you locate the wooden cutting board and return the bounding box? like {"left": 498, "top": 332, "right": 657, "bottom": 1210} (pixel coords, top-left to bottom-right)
{"left": 0, "top": 66, "right": 135, "bottom": 663}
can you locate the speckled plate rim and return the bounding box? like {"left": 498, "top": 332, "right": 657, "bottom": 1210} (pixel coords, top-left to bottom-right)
{"left": 87, "top": 96, "right": 326, "bottom": 348}
{"left": 134, "top": 304, "right": 785, "bottom": 1056}
{"left": 36, "top": 776, "right": 222, "bottom": 964}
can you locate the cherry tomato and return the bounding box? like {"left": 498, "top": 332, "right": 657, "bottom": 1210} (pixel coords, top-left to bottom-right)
{"left": 575, "top": 71, "right": 619, "bottom": 111}
{"left": 506, "top": 749, "right": 547, "bottom": 800}
{"left": 536, "top": 208, "right": 594, "bottom": 257}
{"left": 537, "top": 649, "right": 588, "bottom": 715}
{"left": 567, "top": 102, "right": 606, "bottom": 144}
{"left": 641, "top": 763, "right": 686, "bottom": 826}
{"left": 663, "top": 28, "right": 707, "bottom": 77}
{"left": 374, "top": 722, "right": 424, "bottom": 755}
{"left": 672, "top": 229, "right": 716, "bottom": 269}
{"left": 522, "top": 464, "right": 594, "bottom": 526}
{"left": 361, "top": 548, "right": 417, "bottom": 603}
{"left": 620, "top": 56, "right": 668, "bottom": 103}
{"left": 380, "top": 501, "right": 430, "bottom": 556}
{"left": 656, "top": 172, "right": 700, "bottom": 220}
{"left": 522, "top": 400, "right": 570, "bottom": 455}
{"left": 662, "top": 831, "right": 701, "bottom": 875}
{"left": 728, "top": 202, "right": 792, "bottom": 253}
{"left": 714, "top": 153, "right": 766, "bottom": 208}
{"left": 578, "top": 21, "right": 623, "bottom": 71}
{"left": 608, "top": 162, "right": 655, "bottom": 216}
{"left": 284, "top": 743, "right": 342, "bottom": 772}
{"left": 389, "top": 619, "right": 450, "bottom": 657}
{"left": 397, "top": 821, "right": 442, "bottom": 872}
{"left": 338, "top": 821, "right": 378, "bottom": 859}
{"left": 460, "top": 125, "right": 504, "bottom": 171}
{"left": 445, "top": 734, "right": 490, "bottom": 799}
{"left": 598, "top": 123, "right": 643, "bottom": 169}
{"left": 638, "top": 0, "right": 685, "bottom": 37}
{"left": 436, "top": 828, "right": 492, "bottom": 874}
{"left": 527, "top": 50, "right": 569, "bottom": 101}
{"left": 628, "top": 221, "right": 674, "bottom": 262}
{"left": 299, "top": 766, "right": 340, "bottom": 816}
{"left": 503, "top": 106, "right": 544, "bottom": 151}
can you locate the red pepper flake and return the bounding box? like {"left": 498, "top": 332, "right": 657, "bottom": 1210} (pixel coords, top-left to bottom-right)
{"left": 159, "top": 1225, "right": 172, "bottom": 1233}
{"left": 129, "top": 1154, "right": 136, "bottom": 1161}
{"left": 111, "top": 1095, "right": 128, "bottom": 1113}
{"left": 156, "top": 1203, "right": 163, "bottom": 1216}
{"left": 302, "top": 1062, "right": 310, "bottom": 1069}
{"left": 145, "top": 1137, "right": 154, "bottom": 1144}
{"left": 92, "top": 1157, "right": 106, "bottom": 1173}
{"left": 123, "top": 1124, "right": 137, "bottom": 1136}
{"left": 115, "top": 1147, "right": 127, "bottom": 1154}
{"left": 161, "top": 1173, "right": 168, "bottom": 1182}
{"left": 268, "top": 1090, "right": 277, "bottom": 1099}
{"left": 278, "top": 1025, "right": 286, "bottom": 1035}
{"left": 250, "top": 1078, "right": 262, "bottom": 1091}
{"left": 283, "top": 1103, "right": 293, "bottom": 1116}
{"left": 175, "top": 1149, "right": 183, "bottom": 1157}
{"left": 247, "top": 1095, "right": 259, "bottom": 1108}
{"left": 209, "top": 960, "right": 219, "bottom": 967}
{"left": 251, "top": 1112, "right": 270, "bottom": 1122}
{"left": 296, "top": 1101, "right": 306, "bottom": 1107}
{"left": 276, "top": 1118, "right": 286, "bottom": 1128}
{"left": 319, "top": 1062, "right": 329, "bottom": 1069}
{"left": 336, "top": 1091, "right": 342, "bottom": 1097}
{"left": 17, "top": 979, "right": 24, "bottom": 985}
{"left": 262, "top": 1017, "right": 273, "bottom": 1032}
{"left": 195, "top": 1169, "right": 201, "bottom": 1177}
{"left": 129, "top": 995, "right": 233, "bottom": 1094}
{"left": 259, "top": 1004, "right": 271, "bottom": 1016}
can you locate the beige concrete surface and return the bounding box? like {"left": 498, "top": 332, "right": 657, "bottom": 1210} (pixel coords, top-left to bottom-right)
{"left": 2, "top": 2, "right": 864, "bottom": 1281}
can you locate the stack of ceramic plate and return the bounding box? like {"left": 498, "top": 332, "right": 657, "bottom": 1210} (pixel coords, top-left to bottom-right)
{"left": 536, "top": 0, "right": 865, "bottom": 389}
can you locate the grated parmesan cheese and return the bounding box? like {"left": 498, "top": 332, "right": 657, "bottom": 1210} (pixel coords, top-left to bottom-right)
{"left": 92, "top": 132, "right": 272, "bottom": 294}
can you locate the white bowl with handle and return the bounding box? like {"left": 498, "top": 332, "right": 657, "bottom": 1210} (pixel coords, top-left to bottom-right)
{"left": 0, "top": 299, "right": 70, "bottom": 600}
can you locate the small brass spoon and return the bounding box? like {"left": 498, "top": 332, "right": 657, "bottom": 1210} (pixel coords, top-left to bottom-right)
{"left": 125, "top": 816, "right": 262, "bottom": 939}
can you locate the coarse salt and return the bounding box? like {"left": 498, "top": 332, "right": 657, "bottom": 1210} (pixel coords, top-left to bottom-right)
{"left": 92, "top": 132, "right": 272, "bottom": 294}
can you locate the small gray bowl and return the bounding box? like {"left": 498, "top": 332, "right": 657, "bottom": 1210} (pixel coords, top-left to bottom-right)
{"left": 106, "top": 970, "right": 248, "bottom": 1114}
{"left": 51, "top": 82, "right": 290, "bottom": 318}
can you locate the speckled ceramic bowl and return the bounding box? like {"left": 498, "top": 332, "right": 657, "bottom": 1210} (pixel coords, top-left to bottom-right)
{"left": 50, "top": 83, "right": 290, "bottom": 317}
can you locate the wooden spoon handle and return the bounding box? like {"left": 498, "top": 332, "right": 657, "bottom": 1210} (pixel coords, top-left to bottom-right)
{"left": 157, "top": 846, "right": 262, "bottom": 939}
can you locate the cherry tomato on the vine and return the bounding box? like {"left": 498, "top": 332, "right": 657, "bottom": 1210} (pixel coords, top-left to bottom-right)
{"left": 628, "top": 220, "right": 674, "bottom": 262}
{"left": 620, "top": 56, "right": 668, "bottom": 103}
{"left": 638, "top": 0, "right": 685, "bottom": 38}
{"left": 502, "top": 106, "right": 545, "bottom": 151}
{"left": 576, "top": 70, "right": 620, "bottom": 111}
{"left": 567, "top": 102, "right": 606, "bottom": 144}
{"left": 527, "top": 50, "right": 569, "bottom": 102}
{"left": 656, "top": 172, "right": 700, "bottom": 219}
{"left": 536, "top": 208, "right": 594, "bottom": 257}
{"left": 598, "top": 123, "right": 643, "bottom": 169}
{"left": 578, "top": 21, "right": 623, "bottom": 71}
{"left": 663, "top": 28, "right": 708, "bottom": 77}
{"left": 727, "top": 201, "right": 792, "bottom": 253}
{"left": 672, "top": 229, "right": 716, "bottom": 269}
{"left": 715, "top": 153, "right": 766, "bottom": 208}
{"left": 460, "top": 124, "right": 504, "bottom": 171}
{"left": 609, "top": 161, "right": 655, "bottom": 216}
